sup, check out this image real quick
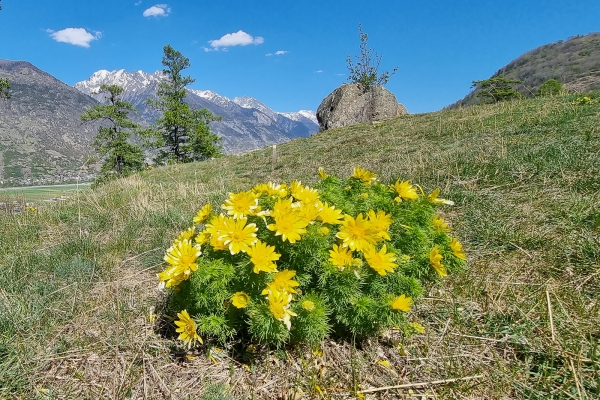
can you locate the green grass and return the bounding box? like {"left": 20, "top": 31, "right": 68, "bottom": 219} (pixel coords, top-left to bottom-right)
{"left": 1, "top": 93, "right": 599, "bottom": 399}
{"left": 0, "top": 183, "right": 90, "bottom": 203}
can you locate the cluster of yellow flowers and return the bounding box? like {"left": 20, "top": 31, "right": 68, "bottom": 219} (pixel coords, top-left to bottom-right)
{"left": 159, "top": 166, "right": 466, "bottom": 346}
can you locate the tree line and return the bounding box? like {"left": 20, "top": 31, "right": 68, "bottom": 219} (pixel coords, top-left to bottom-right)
{"left": 80, "top": 45, "right": 222, "bottom": 186}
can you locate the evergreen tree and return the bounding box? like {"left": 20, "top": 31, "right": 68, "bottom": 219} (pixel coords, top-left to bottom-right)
{"left": 0, "top": 78, "right": 10, "bottom": 100}
{"left": 81, "top": 84, "right": 145, "bottom": 184}
{"left": 144, "top": 45, "right": 222, "bottom": 164}
{"left": 537, "top": 78, "right": 563, "bottom": 97}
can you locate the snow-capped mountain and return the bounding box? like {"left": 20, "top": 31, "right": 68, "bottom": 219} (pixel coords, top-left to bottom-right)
{"left": 75, "top": 70, "right": 318, "bottom": 153}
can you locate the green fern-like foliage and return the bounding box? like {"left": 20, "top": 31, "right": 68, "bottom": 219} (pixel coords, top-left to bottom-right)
{"left": 157, "top": 167, "right": 466, "bottom": 348}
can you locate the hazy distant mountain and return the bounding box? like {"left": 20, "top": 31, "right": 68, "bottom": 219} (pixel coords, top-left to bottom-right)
{"left": 450, "top": 32, "right": 600, "bottom": 108}
{"left": 0, "top": 60, "right": 99, "bottom": 184}
{"left": 75, "top": 70, "right": 319, "bottom": 153}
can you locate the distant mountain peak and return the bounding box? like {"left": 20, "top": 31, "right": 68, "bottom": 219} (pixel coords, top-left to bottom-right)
{"left": 74, "top": 69, "right": 319, "bottom": 153}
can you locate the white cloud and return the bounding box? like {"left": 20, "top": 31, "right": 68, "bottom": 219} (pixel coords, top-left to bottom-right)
{"left": 209, "top": 30, "right": 264, "bottom": 50}
{"left": 135, "top": 1, "right": 142, "bottom": 5}
{"left": 143, "top": 4, "right": 170, "bottom": 17}
{"left": 275, "top": 50, "right": 288, "bottom": 55}
{"left": 314, "top": 70, "right": 323, "bottom": 73}
{"left": 47, "top": 28, "right": 101, "bottom": 48}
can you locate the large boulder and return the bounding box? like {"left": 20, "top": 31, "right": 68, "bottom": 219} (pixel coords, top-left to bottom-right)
{"left": 316, "top": 83, "right": 407, "bottom": 131}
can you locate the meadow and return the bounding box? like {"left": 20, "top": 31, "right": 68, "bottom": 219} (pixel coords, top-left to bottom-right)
{"left": 0, "top": 93, "right": 598, "bottom": 399}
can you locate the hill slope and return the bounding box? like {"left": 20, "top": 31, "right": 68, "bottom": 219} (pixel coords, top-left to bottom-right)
{"left": 0, "top": 60, "right": 99, "bottom": 184}
{"left": 1, "top": 93, "right": 599, "bottom": 398}
{"left": 451, "top": 32, "right": 600, "bottom": 108}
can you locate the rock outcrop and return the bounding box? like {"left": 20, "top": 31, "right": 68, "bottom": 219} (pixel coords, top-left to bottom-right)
{"left": 316, "top": 83, "right": 407, "bottom": 131}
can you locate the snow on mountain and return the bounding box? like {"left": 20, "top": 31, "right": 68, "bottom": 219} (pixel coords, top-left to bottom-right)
{"left": 278, "top": 110, "right": 318, "bottom": 125}
{"left": 74, "top": 69, "right": 319, "bottom": 153}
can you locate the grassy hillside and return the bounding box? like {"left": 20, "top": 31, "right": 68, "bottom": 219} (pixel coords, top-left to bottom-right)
{"left": 451, "top": 32, "right": 600, "bottom": 108}
{"left": 1, "top": 93, "right": 599, "bottom": 399}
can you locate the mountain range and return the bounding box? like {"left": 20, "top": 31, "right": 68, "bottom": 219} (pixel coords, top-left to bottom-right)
{"left": 0, "top": 61, "right": 318, "bottom": 185}
{"left": 74, "top": 69, "right": 318, "bottom": 154}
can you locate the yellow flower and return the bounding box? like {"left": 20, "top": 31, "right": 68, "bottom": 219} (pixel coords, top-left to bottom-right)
{"left": 317, "top": 167, "right": 328, "bottom": 179}
{"left": 360, "top": 193, "right": 369, "bottom": 199}
{"left": 195, "top": 230, "right": 209, "bottom": 245}
{"left": 297, "top": 201, "right": 322, "bottom": 224}
{"left": 427, "top": 189, "right": 455, "bottom": 205}
{"left": 291, "top": 183, "right": 319, "bottom": 205}
{"left": 222, "top": 191, "right": 259, "bottom": 219}
{"left": 336, "top": 213, "right": 379, "bottom": 252}
{"left": 266, "top": 288, "right": 297, "bottom": 330}
{"left": 231, "top": 292, "right": 250, "bottom": 308}
{"left": 391, "top": 180, "right": 419, "bottom": 202}
{"left": 267, "top": 211, "right": 308, "bottom": 243}
{"left": 254, "top": 182, "right": 288, "bottom": 198}
{"left": 432, "top": 215, "right": 451, "bottom": 232}
{"left": 176, "top": 227, "right": 196, "bottom": 243}
{"left": 363, "top": 244, "right": 398, "bottom": 276}
{"left": 205, "top": 214, "right": 228, "bottom": 238}
{"left": 301, "top": 300, "right": 315, "bottom": 311}
{"left": 352, "top": 166, "right": 377, "bottom": 184}
{"left": 262, "top": 269, "right": 300, "bottom": 295}
{"left": 193, "top": 204, "right": 212, "bottom": 224}
{"left": 449, "top": 237, "right": 466, "bottom": 260}
{"left": 317, "top": 202, "right": 344, "bottom": 225}
{"left": 367, "top": 209, "right": 392, "bottom": 240}
{"left": 158, "top": 239, "right": 202, "bottom": 288}
{"left": 429, "top": 246, "right": 447, "bottom": 277}
{"left": 270, "top": 197, "right": 294, "bottom": 219}
{"left": 247, "top": 240, "right": 281, "bottom": 273}
{"left": 329, "top": 244, "right": 354, "bottom": 269}
{"left": 391, "top": 294, "right": 412, "bottom": 311}
{"left": 318, "top": 226, "right": 330, "bottom": 236}
{"left": 174, "top": 310, "right": 203, "bottom": 347}
{"left": 219, "top": 217, "right": 258, "bottom": 254}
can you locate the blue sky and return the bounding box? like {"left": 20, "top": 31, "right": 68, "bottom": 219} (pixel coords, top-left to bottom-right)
{"left": 0, "top": 1, "right": 599, "bottom": 114}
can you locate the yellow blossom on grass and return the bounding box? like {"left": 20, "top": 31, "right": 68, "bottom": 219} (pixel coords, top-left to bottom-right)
{"left": 391, "top": 294, "right": 412, "bottom": 311}
{"left": 318, "top": 226, "right": 330, "bottom": 236}
{"left": 222, "top": 191, "right": 259, "bottom": 219}
{"left": 329, "top": 244, "right": 354, "bottom": 269}
{"left": 449, "top": 237, "right": 466, "bottom": 260}
{"left": 429, "top": 246, "right": 447, "bottom": 277}
{"left": 427, "top": 189, "right": 455, "bottom": 206}
{"left": 195, "top": 230, "right": 209, "bottom": 245}
{"left": 231, "top": 292, "right": 250, "bottom": 308}
{"left": 247, "top": 240, "right": 281, "bottom": 273}
{"left": 193, "top": 204, "right": 212, "bottom": 224}
{"left": 254, "top": 182, "right": 288, "bottom": 198}
{"left": 301, "top": 300, "right": 315, "bottom": 311}
{"left": 317, "top": 202, "right": 344, "bottom": 225}
{"left": 174, "top": 310, "right": 203, "bottom": 347}
{"left": 360, "top": 193, "right": 369, "bottom": 199}
{"left": 337, "top": 213, "right": 379, "bottom": 252}
{"left": 176, "top": 227, "right": 196, "bottom": 243}
{"left": 158, "top": 239, "right": 202, "bottom": 288}
{"left": 291, "top": 183, "right": 319, "bottom": 205}
{"left": 262, "top": 270, "right": 300, "bottom": 295}
{"left": 432, "top": 215, "right": 451, "bottom": 232}
{"left": 270, "top": 197, "right": 294, "bottom": 219}
{"left": 367, "top": 210, "right": 392, "bottom": 240}
{"left": 267, "top": 211, "right": 308, "bottom": 243}
{"left": 266, "top": 288, "right": 297, "bottom": 330}
{"left": 352, "top": 166, "right": 377, "bottom": 184}
{"left": 364, "top": 244, "right": 398, "bottom": 276}
{"left": 297, "top": 201, "right": 322, "bottom": 223}
{"left": 219, "top": 217, "right": 258, "bottom": 254}
{"left": 391, "top": 180, "right": 419, "bottom": 202}
{"left": 317, "top": 167, "right": 328, "bottom": 179}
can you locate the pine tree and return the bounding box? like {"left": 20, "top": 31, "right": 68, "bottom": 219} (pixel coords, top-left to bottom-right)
{"left": 81, "top": 84, "right": 145, "bottom": 184}
{"left": 144, "top": 45, "right": 222, "bottom": 164}
{"left": 471, "top": 77, "right": 524, "bottom": 103}
{"left": 0, "top": 78, "right": 10, "bottom": 100}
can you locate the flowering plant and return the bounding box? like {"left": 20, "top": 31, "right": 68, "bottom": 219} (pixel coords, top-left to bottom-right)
{"left": 158, "top": 167, "right": 466, "bottom": 347}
